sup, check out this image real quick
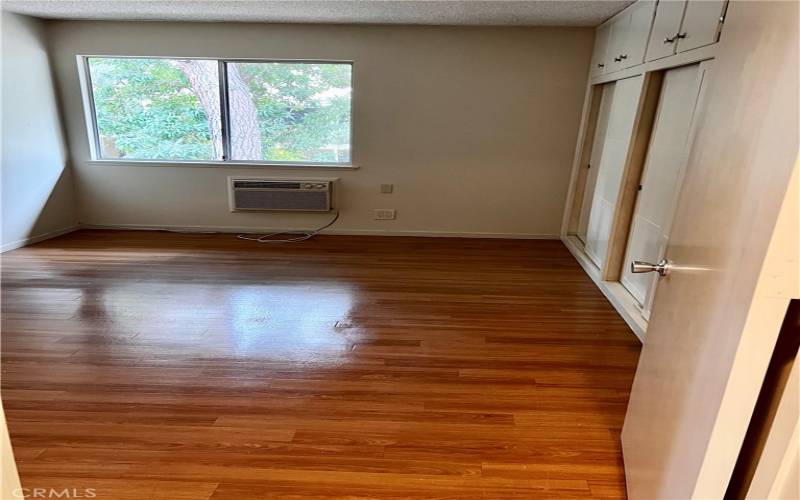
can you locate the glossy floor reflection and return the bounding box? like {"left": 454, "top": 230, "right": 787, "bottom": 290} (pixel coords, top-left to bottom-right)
{"left": 2, "top": 230, "right": 640, "bottom": 499}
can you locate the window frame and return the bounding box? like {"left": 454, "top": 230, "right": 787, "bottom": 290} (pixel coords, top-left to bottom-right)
{"left": 78, "top": 55, "right": 356, "bottom": 168}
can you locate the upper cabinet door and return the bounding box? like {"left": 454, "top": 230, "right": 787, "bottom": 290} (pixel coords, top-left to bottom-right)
{"left": 676, "top": 0, "right": 728, "bottom": 53}
{"left": 623, "top": 0, "right": 657, "bottom": 68}
{"left": 607, "top": 12, "right": 631, "bottom": 73}
{"left": 591, "top": 23, "right": 612, "bottom": 77}
{"left": 646, "top": 0, "right": 688, "bottom": 62}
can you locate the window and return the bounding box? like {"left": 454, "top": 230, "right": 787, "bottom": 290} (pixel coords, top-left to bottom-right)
{"left": 227, "top": 62, "right": 352, "bottom": 163}
{"left": 84, "top": 57, "right": 353, "bottom": 165}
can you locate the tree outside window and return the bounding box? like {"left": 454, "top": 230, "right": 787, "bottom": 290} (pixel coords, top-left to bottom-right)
{"left": 87, "top": 57, "right": 352, "bottom": 164}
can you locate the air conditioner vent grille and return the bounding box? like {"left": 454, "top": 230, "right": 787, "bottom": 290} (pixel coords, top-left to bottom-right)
{"left": 229, "top": 178, "right": 333, "bottom": 212}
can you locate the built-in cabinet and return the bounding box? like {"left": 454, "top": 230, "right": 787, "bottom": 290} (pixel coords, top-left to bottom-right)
{"left": 646, "top": 0, "right": 688, "bottom": 61}
{"left": 674, "top": 0, "right": 727, "bottom": 52}
{"left": 647, "top": 0, "right": 727, "bottom": 61}
{"left": 593, "top": 0, "right": 727, "bottom": 76}
{"left": 564, "top": 0, "right": 728, "bottom": 337}
{"left": 618, "top": 1, "right": 657, "bottom": 70}
{"left": 605, "top": 13, "right": 628, "bottom": 73}
{"left": 590, "top": 24, "right": 611, "bottom": 77}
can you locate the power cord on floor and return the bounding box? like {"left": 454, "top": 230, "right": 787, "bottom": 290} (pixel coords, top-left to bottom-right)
{"left": 236, "top": 211, "right": 340, "bottom": 244}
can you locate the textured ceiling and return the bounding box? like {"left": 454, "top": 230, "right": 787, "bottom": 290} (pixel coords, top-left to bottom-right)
{"left": 2, "top": 1, "right": 632, "bottom": 27}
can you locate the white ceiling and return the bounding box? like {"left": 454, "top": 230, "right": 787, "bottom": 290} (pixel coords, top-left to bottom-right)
{"left": 2, "top": 1, "right": 632, "bottom": 27}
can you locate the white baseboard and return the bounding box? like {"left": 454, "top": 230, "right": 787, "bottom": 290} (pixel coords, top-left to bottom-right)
{"left": 1, "top": 225, "right": 81, "bottom": 253}
{"left": 82, "top": 223, "right": 560, "bottom": 240}
{"left": 562, "top": 234, "right": 647, "bottom": 342}
{"left": 330, "top": 229, "right": 559, "bottom": 239}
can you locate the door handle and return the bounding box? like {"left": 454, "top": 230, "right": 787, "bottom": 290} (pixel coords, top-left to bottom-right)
{"left": 631, "top": 259, "right": 672, "bottom": 277}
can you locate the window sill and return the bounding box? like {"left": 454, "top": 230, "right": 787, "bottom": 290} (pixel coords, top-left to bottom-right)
{"left": 85, "top": 160, "right": 359, "bottom": 170}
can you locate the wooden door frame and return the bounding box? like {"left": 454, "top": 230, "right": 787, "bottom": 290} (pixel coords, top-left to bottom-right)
{"left": 565, "top": 84, "right": 603, "bottom": 236}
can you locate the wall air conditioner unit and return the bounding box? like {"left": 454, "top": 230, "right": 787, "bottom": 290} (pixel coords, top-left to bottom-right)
{"left": 228, "top": 178, "right": 334, "bottom": 212}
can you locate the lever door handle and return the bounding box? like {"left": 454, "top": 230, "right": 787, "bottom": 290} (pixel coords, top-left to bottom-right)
{"left": 631, "top": 259, "right": 672, "bottom": 277}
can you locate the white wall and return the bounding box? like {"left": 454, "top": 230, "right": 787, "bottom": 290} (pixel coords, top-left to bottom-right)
{"left": 47, "top": 21, "right": 592, "bottom": 238}
{"left": 1, "top": 12, "right": 77, "bottom": 251}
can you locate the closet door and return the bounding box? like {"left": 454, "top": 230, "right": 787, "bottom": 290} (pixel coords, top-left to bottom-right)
{"left": 676, "top": 0, "right": 727, "bottom": 53}
{"left": 646, "top": 0, "right": 687, "bottom": 62}
{"left": 577, "top": 83, "right": 616, "bottom": 243}
{"left": 584, "top": 75, "right": 645, "bottom": 269}
{"left": 621, "top": 61, "right": 713, "bottom": 318}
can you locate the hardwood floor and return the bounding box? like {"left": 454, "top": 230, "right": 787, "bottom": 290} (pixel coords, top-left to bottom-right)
{"left": 1, "top": 230, "right": 640, "bottom": 499}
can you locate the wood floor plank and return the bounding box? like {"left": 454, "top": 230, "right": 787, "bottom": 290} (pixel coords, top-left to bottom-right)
{"left": 1, "top": 230, "right": 640, "bottom": 498}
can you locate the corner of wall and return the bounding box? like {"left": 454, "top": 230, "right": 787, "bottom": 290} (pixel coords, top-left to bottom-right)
{"left": 1, "top": 12, "right": 80, "bottom": 252}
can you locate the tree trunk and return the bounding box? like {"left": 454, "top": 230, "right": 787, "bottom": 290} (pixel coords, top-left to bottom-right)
{"left": 171, "top": 60, "right": 262, "bottom": 160}
{"left": 171, "top": 60, "right": 223, "bottom": 159}
{"left": 226, "top": 64, "right": 263, "bottom": 160}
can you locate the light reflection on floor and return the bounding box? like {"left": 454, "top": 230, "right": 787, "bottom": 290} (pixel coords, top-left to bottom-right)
{"left": 2, "top": 251, "right": 360, "bottom": 365}
{"left": 223, "top": 284, "right": 355, "bottom": 359}
{"left": 67, "top": 281, "right": 357, "bottom": 363}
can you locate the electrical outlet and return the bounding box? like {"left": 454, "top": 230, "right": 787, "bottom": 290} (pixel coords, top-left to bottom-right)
{"left": 380, "top": 184, "right": 394, "bottom": 194}
{"left": 374, "top": 209, "right": 396, "bottom": 220}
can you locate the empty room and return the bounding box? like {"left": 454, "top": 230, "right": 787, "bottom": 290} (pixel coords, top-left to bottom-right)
{"left": 1, "top": 1, "right": 798, "bottom": 498}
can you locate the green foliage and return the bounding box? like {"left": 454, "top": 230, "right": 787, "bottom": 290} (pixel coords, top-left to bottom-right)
{"left": 88, "top": 58, "right": 352, "bottom": 163}
{"left": 89, "top": 58, "right": 216, "bottom": 160}
{"left": 235, "top": 62, "right": 351, "bottom": 162}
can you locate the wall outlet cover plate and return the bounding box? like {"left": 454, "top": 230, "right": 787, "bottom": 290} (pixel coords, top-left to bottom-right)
{"left": 374, "top": 209, "right": 396, "bottom": 220}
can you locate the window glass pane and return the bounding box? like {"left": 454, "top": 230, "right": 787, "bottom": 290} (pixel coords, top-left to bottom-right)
{"left": 228, "top": 62, "right": 352, "bottom": 163}
{"left": 87, "top": 57, "right": 221, "bottom": 160}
